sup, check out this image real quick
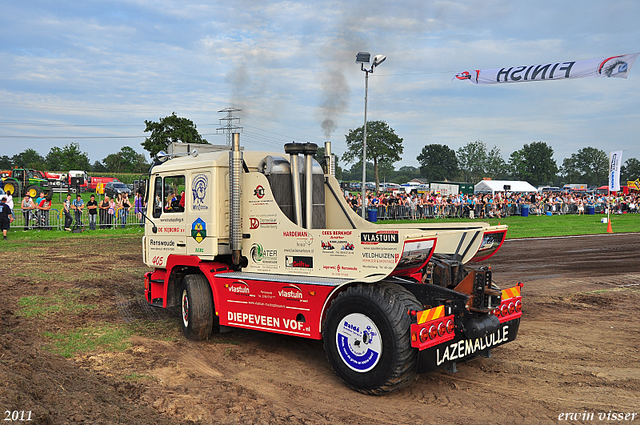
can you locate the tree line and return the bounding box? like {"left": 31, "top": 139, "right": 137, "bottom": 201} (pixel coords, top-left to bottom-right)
{"left": 3, "top": 114, "right": 639, "bottom": 188}
{"left": 0, "top": 143, "right": 150, "bottom": 174}
{"left": 0, "top": 113, "right": 205, "bottom": 174}
{"left": 340, "top": 121, "right": 640, "bottom": 187}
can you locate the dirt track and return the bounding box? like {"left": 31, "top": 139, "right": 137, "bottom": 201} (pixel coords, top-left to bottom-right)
{"left": 1, "top": 233, "right": 639, "bottom": 424}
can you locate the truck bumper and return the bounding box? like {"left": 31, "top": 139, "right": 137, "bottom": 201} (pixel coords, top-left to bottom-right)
{"left": 417, "top": 318, "right": 520, "bottom": 374}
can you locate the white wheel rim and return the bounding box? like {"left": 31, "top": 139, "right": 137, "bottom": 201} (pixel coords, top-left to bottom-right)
{"left": 181, "top": 289, "right": 189, "bottom": 327}
{"left": 336, "top": 313, "right": 382, "bottom": 373}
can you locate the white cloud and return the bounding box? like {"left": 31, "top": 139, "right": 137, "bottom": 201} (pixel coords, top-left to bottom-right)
{"left": 0, "top": 0, "right": 639, "bottom": 169}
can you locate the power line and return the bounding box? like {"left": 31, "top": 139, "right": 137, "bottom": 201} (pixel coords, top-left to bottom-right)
{"left": 217, "top": 107, "right": 243, "bottom": 146}
{"left": 0, "top": 135, "right": 144, "bottom": 139}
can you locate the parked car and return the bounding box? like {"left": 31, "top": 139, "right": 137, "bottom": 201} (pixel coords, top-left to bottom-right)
{"left": 104, "top": 181, "right": 132, "bottom": 198}
{"left": 380, "top": 182, "right": 401, "bottom": 192}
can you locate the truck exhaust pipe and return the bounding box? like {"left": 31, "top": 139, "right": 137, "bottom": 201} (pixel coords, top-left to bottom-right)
{"left": 324, "top": 141, "right": 334, "bottom": 177}
{"left": 230, "top": 133, "right": 243, "bottom": 267}
{"left": 284, "top": 142, "right": 317, "bottom": 229}
{"left": 284, "top": 143, "right": 304, "bottom": 227}
{"left": 303, "top": 143, "right": 317, "bottom": 229}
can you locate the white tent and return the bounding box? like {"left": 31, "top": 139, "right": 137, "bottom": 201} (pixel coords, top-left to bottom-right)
{"left": 474, "top": 180, "right": 537, "bottom": 194}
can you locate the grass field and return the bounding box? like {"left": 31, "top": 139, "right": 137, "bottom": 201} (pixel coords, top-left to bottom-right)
{"left": 367, "top": 213, "right": 639, "bottom": 239}
{"left": 1, "top": 212, "right": 638, "bottom": 242}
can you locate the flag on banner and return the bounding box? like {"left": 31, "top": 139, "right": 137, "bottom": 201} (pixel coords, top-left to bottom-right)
{"left": 454, "top": 53, "right": 639, "bottom": 85}
{"left": 609, "top": 150, "right": 623, "bottom": 192}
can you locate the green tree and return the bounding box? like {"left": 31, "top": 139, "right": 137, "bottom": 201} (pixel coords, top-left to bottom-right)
{"left": 103, "top": 146, "right": 149, "bottom": 173}
{"left": 313, "top": 147, "right": 342, "bottom": 180}
{"left": 45, "top": 143, "right": 91, "bottom": 171}
{"left": 509, "top": 141, "right": 558, "bottom": 186}
{"left": 142, "top": 112, "right": 208, "bottom": 158}
{"left": 91, "top": 161, "right": 107, "bottom": 173}
{"left": 621, "top": 158, "right": 640, "bottom": 183}
{"left": 560, "top": 147, "right": 608, "bottom": 186}
{"left": 12, "top": 149, "right": 46, "bottom": 169}
{"left": 457, "top": 140, "right": 488, "bottom": 183}
{"left": 486, "top": 146, "right": 508, "bottom": 180}
{"left": 394, "top": 166, "right": 421, "bottom": 184}
{"left": 0, "top": 155, "right": 12, "bottom": 169}
{"left": 342, "top": 121, "right": 403, "bottom": 190}
{"left": 417, "top": 144, "right": 459, "bottom": 181}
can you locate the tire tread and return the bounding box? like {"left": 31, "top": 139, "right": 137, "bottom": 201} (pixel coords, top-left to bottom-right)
{"left": 182, "top": 274, "right": 214, "bottom": 341}
{"left": 324, "top": 283, "right": 421, "bottom": 395}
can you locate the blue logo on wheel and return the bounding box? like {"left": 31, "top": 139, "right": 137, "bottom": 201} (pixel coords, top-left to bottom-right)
{"left": 337, "top": 334, "right": 380, "bottom": 372}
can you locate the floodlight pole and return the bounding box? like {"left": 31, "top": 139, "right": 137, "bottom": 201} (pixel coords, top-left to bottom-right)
{"left": 361, "top": 66, "right": 370, "bottom": 219}
{"left": 356, "top": 52, "right": 385, "bottom": 219}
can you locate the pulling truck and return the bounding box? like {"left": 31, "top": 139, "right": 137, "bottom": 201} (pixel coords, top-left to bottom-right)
{"left": 142, "top": 135, "right": 522, "bottom": 394}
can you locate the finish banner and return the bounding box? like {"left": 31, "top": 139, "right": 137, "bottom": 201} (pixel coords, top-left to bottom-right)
{"left": 455, "top": 53, "right": 639, "bottom": 84}
{"left": 609, "top": 150, "right": 623, "bottom": 192}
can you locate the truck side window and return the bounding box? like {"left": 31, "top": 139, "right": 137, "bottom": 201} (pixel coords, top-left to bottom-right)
{"left": 153, "top": 177, "right": 163, "bottom": 218}
{"left": 163, "top": 175, "right": 185, "bottom": 213}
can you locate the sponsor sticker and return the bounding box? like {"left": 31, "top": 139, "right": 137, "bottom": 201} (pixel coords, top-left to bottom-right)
{"left": 285, "top": 255, "right": 313, "bottom": 269}
{"left": 361, "top": 231, "right": 399, "bottom": 244}
{"left": 336, "top": 313, "right": 381, "bottom": 373}
{"left": 227, "top": 280, "right": 250, "bottom": 295}
{"left": 254, "top": 185, "right": 265, "bottom": 199}
{"left": 191, "top": 217, "right": 207, "bottom": 243}
{"left": 192, "top": 174, "right": 209, "bottom": 211}
{"left": 278, "top": 285, "right": 304, "bottom": 301}
{"left": 250, "top": 243, "right": 277, "bottom": 264}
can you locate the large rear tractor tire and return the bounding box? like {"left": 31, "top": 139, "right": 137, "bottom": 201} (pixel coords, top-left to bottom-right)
{"left": 26, "top": 185, "right": 40, "bottom": 198}
{"left": 180, "top": 274, "right": 214, "bottom": 341}
{"left": 323, "top": 283, "right": 422, "bottom": 395}
{"left": 3, "top": 179, "right": 20, "bottom": 198}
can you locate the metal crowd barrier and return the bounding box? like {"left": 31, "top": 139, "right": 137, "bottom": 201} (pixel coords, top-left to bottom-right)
{"left": 359, "top": 199, "right": 638, "bottom": 221}
{"left": 10, "top": 209, "right": 60, "bottom": 230}
{"left": 9, "top": 207, "right": 145, "bottom": 230}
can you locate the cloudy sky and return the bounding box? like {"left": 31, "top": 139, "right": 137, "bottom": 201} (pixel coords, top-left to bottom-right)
{"left": 1, "top": 0, "right": 639, "bottom": 172}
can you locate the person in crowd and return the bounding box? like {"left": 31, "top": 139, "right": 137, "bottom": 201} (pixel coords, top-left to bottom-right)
{"left": 71, "top": 193, "right": 84, "bottom": 228}
{"left": 35, "top": 192, "right": 45, "bottom": 228}
{"left": 120, "top": 193, "right": 130, "bottom": 228}
{"left": 63, "top": 193, "right": 73, "bottom": 231}
{"left": 37, "top": 193, "right": 52, "bottom": 230}
{"left": 99, "top": 195, "right": 110, "bottom": 229}
{"left": 0, "top": 196, "right": 14, "bottom": 240}
{"left": 577, "top": 199, "right": 585, "bottom": 215}
{"left": 5, "top": 190, "right": 14, "bottom": 211}
{"left": 108, "top": 196, "right": 116, "bottom": 226}
{"left": 134, "top": 191, "right": 145, "bottom": 226}
{"left": 409, "top": 195, "right": 418, "bottom": 220}
{"left": 86, "top": 194, "right": 98, "bottom": 230}
{"left": 21, "top": 194, "right": 35, "bottom": 230}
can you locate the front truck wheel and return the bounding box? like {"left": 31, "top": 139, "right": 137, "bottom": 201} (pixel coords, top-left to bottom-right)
{"left": 323, "top": 283, "right": 422, "bottom": 395}
{"left": 180, "top": 274, "right": 214, "bottom": 340}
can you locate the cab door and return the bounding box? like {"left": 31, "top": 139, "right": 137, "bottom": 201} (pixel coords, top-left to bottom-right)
{"left": 146, "top": 174, "right": 187, "bottom": 268}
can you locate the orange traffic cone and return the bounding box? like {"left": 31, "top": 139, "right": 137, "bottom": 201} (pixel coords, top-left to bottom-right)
{"left": 607, "top": 220, "right": 613, "bottom": 234}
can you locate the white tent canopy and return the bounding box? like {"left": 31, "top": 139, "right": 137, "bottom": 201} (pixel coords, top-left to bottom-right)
{"left": 474, "top": 180, "right": 537, "bottom": 194}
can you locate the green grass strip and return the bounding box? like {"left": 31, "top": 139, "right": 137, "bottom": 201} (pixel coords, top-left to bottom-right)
{"left": 17, "top": 289, "right": 97, "bottom": 318}
{"left": 43, "top": 323, "right": 133, "bottom": 358}
{"left": 385, "top": 213, "right": 640, "bottom": 239}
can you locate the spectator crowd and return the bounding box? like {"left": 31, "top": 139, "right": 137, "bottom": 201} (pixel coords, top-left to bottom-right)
{"left": 0, "top": 190, "right": 146, "bottom": 234}
{"left": 345, "top": 190, "right": 640, "bottom": 220}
